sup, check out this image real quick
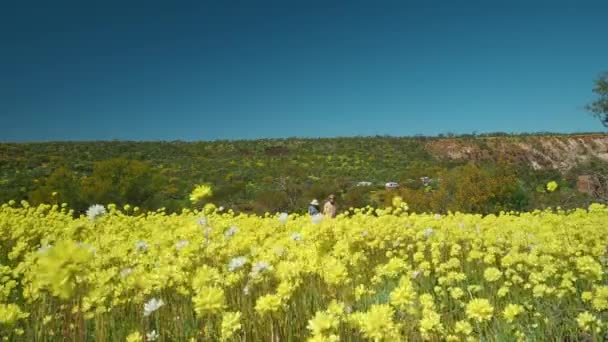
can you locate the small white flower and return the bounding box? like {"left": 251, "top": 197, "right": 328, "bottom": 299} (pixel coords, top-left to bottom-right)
{"left": 250, "top": 261, "right": 271, "bottom": 277}
{"left": 218, "top": 206, "right": 225, "bottom": 212}
{"left": 197, "top": 217, "right": 207, "bottom": 226}
{"left": 243, "top": 285, "right": 250, "bottom": 295}
{"left": 143, "top": 298, "right": 164, "bottom": 317}
{"left": 411, "top": 270, "right": 421, "bottom": 279}
{"left": 224, "top": 226, "right": 238, "bottom": 238}
{"left": 175, "top": 240, "right": 189, "bottom": 250}
{"left": 136, "top": 241, "right": 149, "bottom": 252}
{"left": 311, "top": 213, "right": 323, "bottom": 224}
{"left": 423, "top": 228, "right": 434, "bottom": 237}
{"left": 291, "top": 232, "right": 302, "bottom": 241}
{"left": 434, "top": 214, "right": 442, "bottom": 220}
{"left": 86, "top": 204, "right": 106, "bottom": 221}
{"left": 278, "top": 212, "right": 289, "bottom": 223}
{"left": 120, "top": 268, "right": 134, "bottom": 278}
{"left": 228, "top": 256, "right": 247, "bottom": 272}
{"left": 146, "top": 330, "right": 159, "bottom": 341}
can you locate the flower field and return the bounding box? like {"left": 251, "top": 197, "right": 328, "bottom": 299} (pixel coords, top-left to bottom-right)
{"left": 1, "top": 201, "right": 608, "bottom": 341}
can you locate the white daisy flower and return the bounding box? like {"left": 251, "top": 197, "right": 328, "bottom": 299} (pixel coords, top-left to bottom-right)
{"left": 86, "top": 204, "right": 106, "bottom": 221}
{"left": 135, "top": 241, "right": 149, "bottom": 252}
{"left": 228, "top": 256, "right": 247, "bottom": 272}
{"left": 146, "top": 330, "right": 159, "bottom": 341}
{"left": 278, "top": 212, "right": 289, "bottom": 223}
{"left": 143, "top": 298, "right": 164, "bottom": 317}
{"left": 250, "top": 261, "right": 271, "bottom": 278}
{"left": 224, "top": 226, "right": 238, "bottom": 238}
{"left": 175, "top": 240, "right": 189, "bottom": 250}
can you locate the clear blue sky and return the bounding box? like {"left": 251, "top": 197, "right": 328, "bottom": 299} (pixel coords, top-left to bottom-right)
{"left": 1, "top": 0, "right": 607, "bottom": 142}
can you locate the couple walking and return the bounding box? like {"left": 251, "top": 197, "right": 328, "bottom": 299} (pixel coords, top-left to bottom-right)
{"left": 308, "top": 194, "right": 336, "bottom": 218}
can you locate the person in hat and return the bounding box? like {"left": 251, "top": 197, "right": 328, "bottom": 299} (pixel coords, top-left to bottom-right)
{"left": 323, "top": 194, "right": 337, "bottom": 218}
{"left": 308, "top": 199, "right": 320, "bottom": 215}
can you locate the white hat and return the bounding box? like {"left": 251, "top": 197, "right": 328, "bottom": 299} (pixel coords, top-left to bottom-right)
{"left": 310, "top": 199, "right": 319, "bottom": 206}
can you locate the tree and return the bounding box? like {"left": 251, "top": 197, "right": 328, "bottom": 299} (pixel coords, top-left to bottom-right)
{"left": 81, "top": 158, "right": 164, "bottom": 209}
{"left": 398, "top": 163, "right": 522, "bottom": 214}
{"left": 587, "top": 72, "right": 608, "bottom": 127}
{"left": 28, "top": 166, "right": 85, "bottom": 211}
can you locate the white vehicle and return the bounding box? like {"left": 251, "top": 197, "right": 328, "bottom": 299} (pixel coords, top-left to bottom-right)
{"left": 385, "top": 182, "right": 399, "bottom": 189}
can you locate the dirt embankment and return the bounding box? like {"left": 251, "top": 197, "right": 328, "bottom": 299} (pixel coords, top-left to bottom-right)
{"left": 425, "top": 134, "right": 608, "bottom": 171}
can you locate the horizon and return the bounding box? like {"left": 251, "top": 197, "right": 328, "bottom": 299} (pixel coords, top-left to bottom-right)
{"left": 2, "top": 0, "right": 608, "bottom": 142}
{"left": 2, "top": 131, "right": 607, "bottom": 144}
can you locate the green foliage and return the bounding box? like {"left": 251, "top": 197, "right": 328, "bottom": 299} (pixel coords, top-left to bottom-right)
{"left": 80, "top": 158, "right": 165, "bottom": 209}
{"left": 0, "top": 135, "right": 605, "bottom": 215}
{"left": 587, "top": 72, "right": 608, "bottom": 127}
{"left": 28, "top": 166, "right": 84, "bottom": 211}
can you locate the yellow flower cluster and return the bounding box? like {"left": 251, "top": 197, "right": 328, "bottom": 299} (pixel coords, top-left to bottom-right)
{"left": 189, "top": 184, "right": 213, "bottom": 203}
{"left": 0, "top": 201, "right": 607, "bottom": 340}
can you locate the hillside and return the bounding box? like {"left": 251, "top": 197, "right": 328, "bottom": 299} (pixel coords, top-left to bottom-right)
{"left": 1, "top": 133, "right": 607, "bottom": 214}
{"left": 425, "top": 134, "right": 608, "bottom": 170}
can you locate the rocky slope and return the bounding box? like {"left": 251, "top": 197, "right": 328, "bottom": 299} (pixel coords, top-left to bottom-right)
{"left": 424, "top": 134, "right": 608, "bottom": 171}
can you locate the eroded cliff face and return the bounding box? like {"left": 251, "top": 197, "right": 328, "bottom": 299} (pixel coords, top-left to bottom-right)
{"left": 425, "top": 134, "right": 608, "bottom": 171}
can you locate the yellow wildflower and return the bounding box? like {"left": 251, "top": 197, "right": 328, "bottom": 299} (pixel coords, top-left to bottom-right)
{"left": 503, "top": 304, "right": 524, "bottom": 323}
{"left": 0, "top": 304, "right": 29, "bottom": 325}
{"left": 483, "top": 267, "right": 502, "bottom": 282}
{"left": 466, "top": 298, "right": 494, "bottom": 323}
{"left": 592, "top": 286, "right": 608, "bottom": 311}
{"left": 350, "top": 304, "right": 400, "bottom": 341}
{"left": 546, "top": 181, "right": 558, "bottom": 192}
{"left": 126, "top": 332, "right": 142, "bottom": 342}
{"left": 193, "top": 287, "right": 225, "bottom": 316}
{"left": 576, "top": 311, "right": 599, "bottom": 332}
{"left": 190, "top": 184, "right": 213, "bottom": 203}
{"left": 220, "top": 311, "right": 242, "bottom": 341}
{"left": 454, "top": 320, "right": 472, "bottom": 335}
{"left": 255, "top": 294, "right": 282, "bottom": 316}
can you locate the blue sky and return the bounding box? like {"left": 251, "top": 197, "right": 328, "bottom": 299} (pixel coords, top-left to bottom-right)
{"left": 1, "top": 0, "right": 607, "bottom": 142}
